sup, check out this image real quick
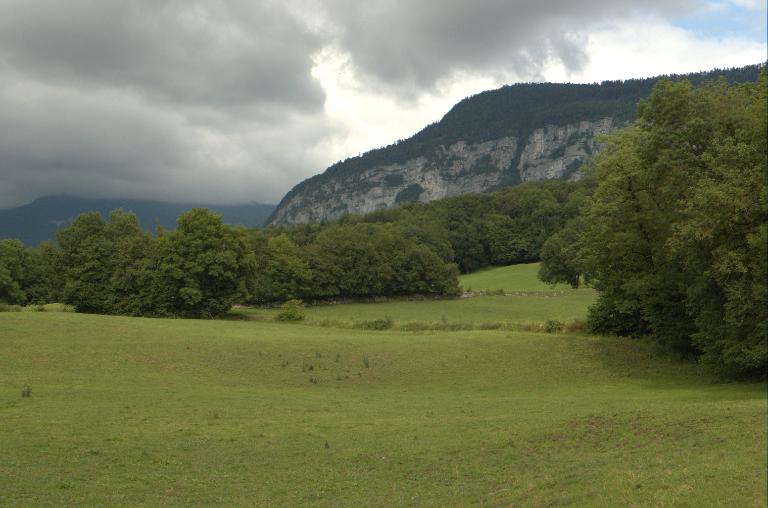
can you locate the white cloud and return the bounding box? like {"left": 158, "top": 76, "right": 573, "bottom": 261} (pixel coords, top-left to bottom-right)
{"left": 542, "top": 16, "right": 766, "bottom": 82}
{"left": 311, "top": 14, "right": 765, "bottom": 176}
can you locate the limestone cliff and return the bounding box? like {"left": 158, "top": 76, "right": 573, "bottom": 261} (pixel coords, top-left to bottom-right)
{"left": 269, "top": 118, "right": 616, "bottom": 225}
{"left": 267, "top": 65, "right": 761, "bottom": 226}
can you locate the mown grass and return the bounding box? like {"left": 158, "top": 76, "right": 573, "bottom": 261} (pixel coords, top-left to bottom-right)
{"left": 1, "top": 312, "right": 765, "bottom": 506}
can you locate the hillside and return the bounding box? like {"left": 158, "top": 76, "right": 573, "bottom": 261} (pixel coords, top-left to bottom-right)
{"left": 0, "top": 196, "right": 275, "bottom": 245}
{"left": 269, "top": 64, "right": 762, "bottom": 225}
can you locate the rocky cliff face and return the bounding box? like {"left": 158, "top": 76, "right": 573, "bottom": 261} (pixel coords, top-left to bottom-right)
{"left": 268, "top": 65, "right": 762, "bottom": 226}
{"left": 269, "top": 117, "right": 617, "bottom": 225}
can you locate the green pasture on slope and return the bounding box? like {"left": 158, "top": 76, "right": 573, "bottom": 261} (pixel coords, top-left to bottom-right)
{"left": 245, "top": 291, "right": 595, "bottom": 327}
{"left": 242, "top": 263, "right": 596, "bottom": 327}
{"left": 1, "top": 312, "right": 765, "bottom": 506}
{"left": 458, "top": 262, "right": 572, "bottom": 292}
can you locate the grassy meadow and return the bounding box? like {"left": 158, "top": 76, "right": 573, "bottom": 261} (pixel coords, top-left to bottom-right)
{"left": 458, "top": 262, "right": 572, "bottom": 292}
{"left": 238, "top": 263, "right": 596, "bottom": 328}
{"left": 1, "top": 264, "right": 765, "bottom": 506}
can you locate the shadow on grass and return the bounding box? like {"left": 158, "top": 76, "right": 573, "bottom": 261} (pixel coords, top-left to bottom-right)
{"left": 581, "top": 335, "right": 766, "bottom": 393}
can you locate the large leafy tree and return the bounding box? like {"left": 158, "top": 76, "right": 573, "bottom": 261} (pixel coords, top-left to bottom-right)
{"left": 21, "top": 242, "right": 63, "bottom": 304}
{"left": 578, "top": 74, "right": 767, "bottom": 377}
{"left": 0, "top": 239, "right": 26, "bottom": 304}
{"left": 57, "top": 210, "right": 150, "bottom": 313}
{"left": 155, "top": 208, "right": 256, "bottom": 318}
{"left": 250, "top": 234, "right": 313, "bottom": 303}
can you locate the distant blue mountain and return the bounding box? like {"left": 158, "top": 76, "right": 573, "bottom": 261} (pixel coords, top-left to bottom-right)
{"left": 0, "top": 196, "right": 276, "bottom": 245}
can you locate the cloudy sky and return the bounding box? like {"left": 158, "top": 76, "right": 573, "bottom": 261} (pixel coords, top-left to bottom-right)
{"left": 0, "top": 0, "right": 764, "bottom": 209}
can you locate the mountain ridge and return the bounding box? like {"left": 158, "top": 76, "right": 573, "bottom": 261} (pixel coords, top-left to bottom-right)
{"left": 269, "top": 64, "right": 763, "bottom": 225}
{"left": 0, "top": 195, "right": 275, "bottom": 246}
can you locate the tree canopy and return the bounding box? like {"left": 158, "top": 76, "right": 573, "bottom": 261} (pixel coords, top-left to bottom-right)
{"left": 540, "top": 72, "right": 767, "bottom": 378}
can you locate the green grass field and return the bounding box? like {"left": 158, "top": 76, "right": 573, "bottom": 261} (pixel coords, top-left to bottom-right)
{"left": 243, "top": 292, "right": 595, "bottom": 328}
{"left": 1, "top": 264, "right": 765, "bottom": 506}
{"left": 458, "top": 262, "right": 572, "bottom": 292}
{"left": 241, "top": 263, "right": 597, "bottom": 328}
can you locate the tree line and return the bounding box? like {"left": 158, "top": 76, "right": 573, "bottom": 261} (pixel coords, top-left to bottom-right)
{"left": 0, "top": 209, "right": 463, "bottom": 317}
{"left": 1, "top": 176, "right": 581, "bottom": 314}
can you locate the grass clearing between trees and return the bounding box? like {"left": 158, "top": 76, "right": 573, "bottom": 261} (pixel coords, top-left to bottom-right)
{"left": 237, "top": 263, "right": 597, "bottom": 330}
{"left": 458, "top": 262, "right": 572, "bottom": 292}
{"left": 240, "top": 292, "right": 595, "bottom": 329}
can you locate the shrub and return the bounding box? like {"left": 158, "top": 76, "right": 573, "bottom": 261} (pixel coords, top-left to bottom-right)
{"left": 399, "top": 321, "right": 432, "bottom": 332}
{"left": 276, "top": 299, "right": 305, "bottom": 322}
{"left": 42, "top": 303, "right": 75, "bottom": 312}
{"left": 353, "top": 317, "right": 394, "bottom": 330}
{"left": 545, "top": 320, "right": 565, "bottom": 333}
{"left": 565, "top": 319, "right": 587, "bottom": 333}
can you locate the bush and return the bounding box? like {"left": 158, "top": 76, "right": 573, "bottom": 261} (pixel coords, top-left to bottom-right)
{"left": 353, "top": 317, "right": 394, "bottom": 330}
{"left": 276, "top": 299, "right": 305, "bottom": 322}
{"left": 41, "top": 303, "right": 75, "bottom": 312}
{"left": 399, "top": 321, "right": 432, "bottom": 332}
{"left": 565, "top": 319, "right": 587, "bottom": 333}
{"left": 545, "top": 319, "right": 565, "bottom": 333}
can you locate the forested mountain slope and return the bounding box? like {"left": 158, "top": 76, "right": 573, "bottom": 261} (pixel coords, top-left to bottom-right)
{"left": 269, "top": 64, "right": 762, "bottom": 225}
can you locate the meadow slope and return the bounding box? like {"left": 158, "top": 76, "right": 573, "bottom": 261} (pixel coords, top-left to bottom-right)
{"left": 1, "top": 310, "right": 765, "bottom": 506}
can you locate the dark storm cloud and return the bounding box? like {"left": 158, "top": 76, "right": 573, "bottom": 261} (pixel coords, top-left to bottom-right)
{"left": 323, "top": 0, "right": 696, "bottom": 91}
{"left": 0, "top": 0, "right": 335, "bottom": 208}
{"left": 0, "top": 65, "right": 338, "bottom": 208}
{"left": 0, "top": 0, "right": 704, "bottom": 209}
{"left": 0, "top": 0, "right": 325, "bottom": 111}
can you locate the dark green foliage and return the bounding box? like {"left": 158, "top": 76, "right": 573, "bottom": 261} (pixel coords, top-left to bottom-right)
{"left": 4, "top": 206, "right": 465, "bottom": 313}
{"left": 545, "top": 320, "right": 565, "bottom": 333}
{"left": 153, "top": 209, "right": 256, "bottom": 318}
{"left": 538, "top": 218, "right": 585, "bottom": 288}
{"left": 250, "top": 235, "right": 313, "bottom": 303}
{"left": 276, "top": 299, "right": 305, "bottom": 321}
{"left": 573, "top": 72, "right": 767, "bottom": 378}
{"left": 21, "top": 242, "right": 63, "bottom": 304}
{"left": 383, "top": 174, "right": 405, "bottom": 187}
{"left": 305, "top": 223, "right": 460, "bottom": 299}
{"left": 549, "top": 144, "right": 566, "bottom": 159}
{"left": 394, "top": 184, "right": 424, "bottom": 203}
{"left": 308, "top": 179, "right": 584, "bottom": 275}
{"left": 56, "top": 210, "right": 151, "bottom": 314}
{"left": 0, "top": 239, "right": 26, "bottom": 304}
{"left": 42, "top": 208, "right": 255, "bottom": 318}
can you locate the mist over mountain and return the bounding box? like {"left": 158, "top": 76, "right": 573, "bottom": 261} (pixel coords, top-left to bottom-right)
{"left": 0, "top": 196, "right": 275, "bottom": 246}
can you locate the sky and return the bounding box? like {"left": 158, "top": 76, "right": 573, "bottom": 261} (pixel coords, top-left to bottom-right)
{"left": 0, "top": 0, "right": 765, "bottom": 209}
